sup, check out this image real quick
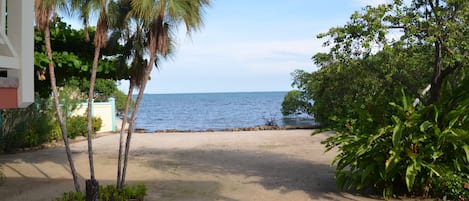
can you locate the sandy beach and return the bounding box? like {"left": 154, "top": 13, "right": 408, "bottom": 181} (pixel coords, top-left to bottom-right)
{"left": 0, "top": 130, "right": 420, "bottom": 201}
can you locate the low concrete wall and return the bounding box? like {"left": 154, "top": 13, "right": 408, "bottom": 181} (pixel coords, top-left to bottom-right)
{"left": 71, "top": 98, "right": 116, "bottom": 133}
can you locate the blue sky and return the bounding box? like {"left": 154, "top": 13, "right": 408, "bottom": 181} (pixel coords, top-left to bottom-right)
{"left": 73, "top": 0, "right": 388, "bottom": 94}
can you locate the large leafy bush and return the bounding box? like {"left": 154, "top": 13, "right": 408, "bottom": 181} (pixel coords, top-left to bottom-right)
{"left": 281, "top": 0, "right": 469, "bottom": 199}
{"left": 323, "top": 79, "right": 469, "bottom": 198}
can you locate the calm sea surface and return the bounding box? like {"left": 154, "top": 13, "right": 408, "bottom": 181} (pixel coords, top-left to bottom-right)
{"left": 134, "top": 91, "right": 312, "bottom": 132}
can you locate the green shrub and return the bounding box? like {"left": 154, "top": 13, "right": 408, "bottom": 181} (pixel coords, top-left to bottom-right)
{"left": 99, "top": 184, "right": 146, "bottom": 201}
{"left": 113, "top": 89, "right": 135, "bottom": 115}
{"left": 93, "top": 117, "right": 103, "bottom": 134}
{"left": 54, "top": 191, "right": 85, "bottom": 201}
{"left": 0, "top": 97, "right": 56, "bottom": 152}
{"left": 54, "top": 184, "right": 146, "bottom": 201}
{"left": 49, "top": 124, "right": 62, "bottom": 142}
{"left": 431, "top": 172, "right": 469, "bottom": 200}
{"left": 66, "top": 116, "right": 102, "bottom": 139}
{"left": 323, "top": 85, "right": 469, "bottom": 198}
{"left": 281, "top": 89, "right": 310, "bottom": 116}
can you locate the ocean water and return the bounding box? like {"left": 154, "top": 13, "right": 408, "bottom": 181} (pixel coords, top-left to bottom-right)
{"left": 133, "top": 91, "right": 313, "bottom": 132}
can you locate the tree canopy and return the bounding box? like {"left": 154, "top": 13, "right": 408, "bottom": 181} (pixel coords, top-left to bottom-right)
{"left": 34, "top": 18, "right": 133, "bottom": 113}
{"left": 34, "top": 18, "right": 130, "bottom": 97}
{"left": 282, "top": 0, "right": 468, "bottom": 199}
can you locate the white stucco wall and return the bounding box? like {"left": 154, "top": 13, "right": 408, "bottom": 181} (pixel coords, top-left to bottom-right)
{"left": 71, "top": 98, "right": 117, "bottom": 133}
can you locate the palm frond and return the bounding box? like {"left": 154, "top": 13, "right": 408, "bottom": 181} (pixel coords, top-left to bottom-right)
{"left": 35, "top": 0, "right": 55, "bottom": 31}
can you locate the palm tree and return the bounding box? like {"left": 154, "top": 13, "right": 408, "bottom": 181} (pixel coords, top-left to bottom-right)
{"left": 68, "top": 0, "right": 109, "bottom": 199}
{"left": 69, "top": 0, "right": 93, "bottom": 42}
{"left": 117, "top": 0, "right": 210, "bottom": 188}
{"left": 107, "top": 0, "right": 150, "bottom": 189}
{"left": 77, "top": 0, "right": 109, "bottom": 199}
{"left": 34, "top": 0, "right": 81, "bottom": 192}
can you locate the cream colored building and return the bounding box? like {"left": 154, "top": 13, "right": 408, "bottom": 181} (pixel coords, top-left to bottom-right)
{"left": 0, "top": 0, "right": 34, "bottom": 109}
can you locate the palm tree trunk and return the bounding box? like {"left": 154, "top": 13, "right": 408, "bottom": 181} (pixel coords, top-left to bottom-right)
{"left": 44, "top": 24, "right": 81, "bottom": 193}
{"left": 85, "top": 46, "right": 101, "bottom": 201}
{"left": 120, "top": 60, "right": 155, "bottom": 188}
{"left": 116, "top": 82, "right": 135, "bottom": 189}
{"left": 87, "top": 46, "right": 101, "bottom": 179}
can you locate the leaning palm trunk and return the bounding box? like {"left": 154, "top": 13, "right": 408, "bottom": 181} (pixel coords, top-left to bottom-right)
{"left": 118, "top": 0, "right": 208, "bottom": 188}
{"left": 44, "top": 23, "right": 81, "bottom": 193}
{"left": 119, "top": 58, "right": 155, "bottom": 188}
{"left": 116, "top": 81, "right": 135, "bottom": 188}
{"left": 85, "top": 2, "right": 108, "bottom": 199}
{"left": 84, "top": 45, "right": 101, "bottom": 200}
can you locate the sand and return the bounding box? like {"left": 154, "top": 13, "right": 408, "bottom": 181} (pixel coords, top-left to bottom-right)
{"left": 0, "top": 130, "right": 423, "bottom": 201}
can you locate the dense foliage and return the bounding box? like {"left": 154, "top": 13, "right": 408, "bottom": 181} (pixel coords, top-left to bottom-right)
{"left": 283, "top": 0, "right": 469, "bottom": 199}
{"left": 34, "top": 18, "right": 133, "bottom": 112}
{"left": 323, "top": 82, "right": 468, "bottom": 199}
{"left": 0, "top": 97, "right": 58, "bottom": 153}
{"left": 54, "top": 184, "right": 146, "bottom": 201}
{"left": 281, "top": 89, "right": 310, "bottom": 116}
{"left": 67, "top": 116, "right": 102, "bottom": 139}
{"left": 0, "top": 96, "right": 103, "bottom": 152}
{"left": 0, "top": 19, "right": 134, "bottom": 153}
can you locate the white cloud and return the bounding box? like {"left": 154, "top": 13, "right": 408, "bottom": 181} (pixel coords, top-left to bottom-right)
{"left": 354, "top": 0, "right": 392, "bottom": 7}
{"left": 179, "top": 38, "right": 326, "bottom": 70}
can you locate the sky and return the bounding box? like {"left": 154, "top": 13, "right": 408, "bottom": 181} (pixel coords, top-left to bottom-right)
{"left": 70, "top": 0, "right": 389, "bottom": 94}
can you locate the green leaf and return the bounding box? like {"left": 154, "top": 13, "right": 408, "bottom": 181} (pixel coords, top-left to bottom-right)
{"left": 385, "top": 150, "right": 400, "bottom": 170}
{"left": 434, "top": 106, "right": 439, "bottom": 123}
{"left": 401, "top": 89, "right": 408, "bottom": 109}
{"left": 361, "top": 164, "right": 375, "bottom": 184}
{"left": 336, "top": 173, "right": 347, "bottom": 190}
{"left": 391, "top": 115, "right": 401, "bottom": 124}
{"left": 463, "top": 145, "right": 469, "bottom": 162}
{"left": 405, "top": 162, "right": 419, "bottom": 192}
{"left": 419, "top": 121, "right": 433, "bottom": 132}
{"left": 448, "top": 118, "right": 458, "bottom": 129}
{"left": 434, "top": 126, "right": 441, "bottom": 136}
{"left": 452, "top": 128, "right": 468, "bottom": 137}
{"left": 392, "top": 124, "right": 403, "bottom": 147}
{"left": 421, "top": 163, "right": 441, "bottom": 177}
{"left": 389, "top": 102, "right": 403, "bottom": 111}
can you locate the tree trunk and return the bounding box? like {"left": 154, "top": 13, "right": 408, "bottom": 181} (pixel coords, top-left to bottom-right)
{"left": 116, "top": 82, "right": 135, "bottom": 189}
{"left": 85, "top": 179, "right": 99, "bottom": 201}
{"left": 44, "top": 24, "right": 81, "bottom": 192}
{"left": 120, "top": 58, "right": 155, "bottom": 188}
{"left": 85, "top": 44, "right": 102, "bottom": 201}
{"left": 428, "top": 40, "right": 443, "bottom": 105}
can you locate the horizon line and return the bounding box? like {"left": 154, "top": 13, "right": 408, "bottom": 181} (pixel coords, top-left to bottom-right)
{"left": 132, "top": 90, "right": 290, "bottom": 95}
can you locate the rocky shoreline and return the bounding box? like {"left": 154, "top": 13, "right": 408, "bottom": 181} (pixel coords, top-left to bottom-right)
{"left": 135, "top": 124, "right": 322, "bottom": 133}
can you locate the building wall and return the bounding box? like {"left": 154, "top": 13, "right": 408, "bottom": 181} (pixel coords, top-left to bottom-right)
{"left": 71, "top": 98, "right": 116, "bottom": 133}
{"left": 0, "top": 0, "right": 34, "bottom": 109}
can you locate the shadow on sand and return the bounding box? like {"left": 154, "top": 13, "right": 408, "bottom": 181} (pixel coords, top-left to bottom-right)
{"left": 0, "top": 143, "right": 377, "bottom": 200}
{"left": 130, "top": 147, "right": 375, "bottom": 200}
